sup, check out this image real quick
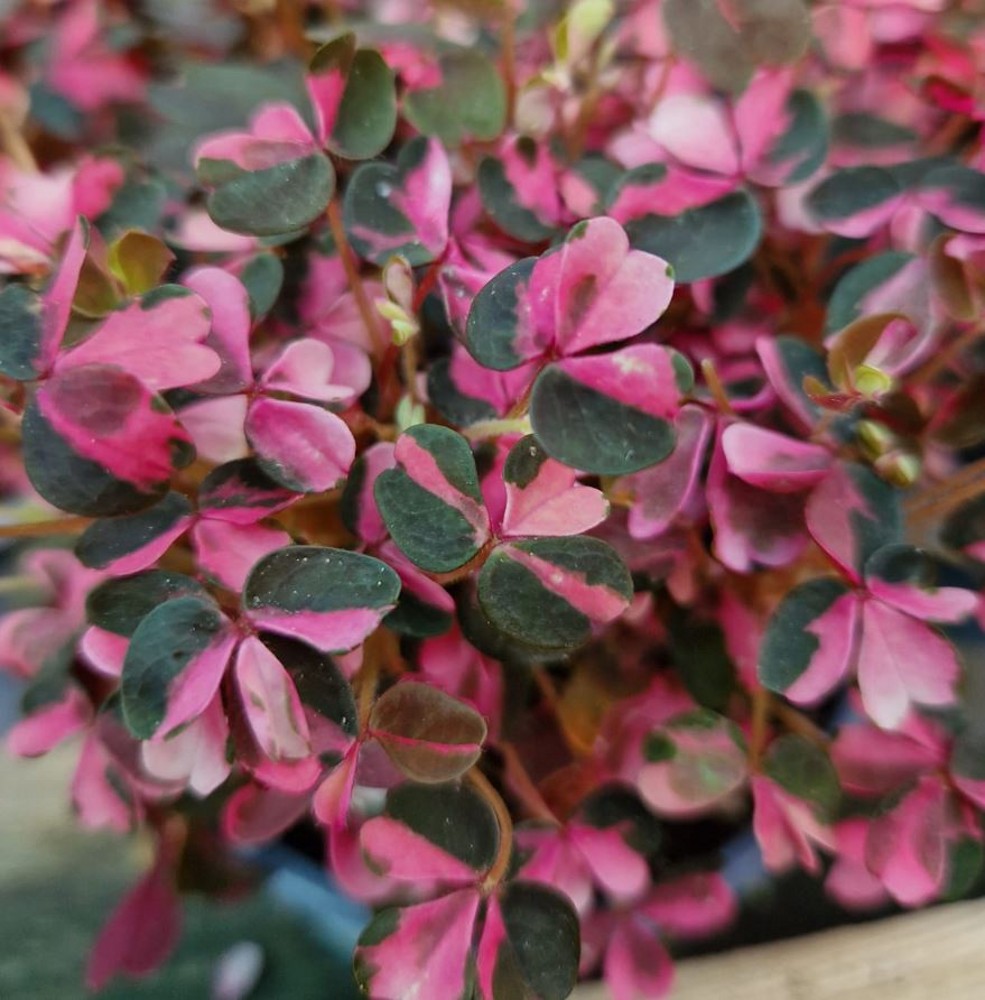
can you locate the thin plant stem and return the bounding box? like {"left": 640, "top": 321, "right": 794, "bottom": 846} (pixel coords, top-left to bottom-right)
{"left": 0, "top": 516, "right": 92, "bottom": 538}
{"left": 468, "top": 766, "right": 515, "bottom": 894}
{"left": 748, "top": 684, "right": 771, "bottom": 770}
{"left": 325, "top": 200, "right": 388, "bottom": 358}
{"left": 701, "top": 358, "right": 735, "bottom": 415}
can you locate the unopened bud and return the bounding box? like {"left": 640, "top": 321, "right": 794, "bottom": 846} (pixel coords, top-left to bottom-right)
{"left": 875, "top": 450, "right": 921, "bottom": 487}
{"left": 853, "top": 363, "right": 894, "bottom": 398}
{"left": 856, "top": 419, "right": 895, "bottom": 459}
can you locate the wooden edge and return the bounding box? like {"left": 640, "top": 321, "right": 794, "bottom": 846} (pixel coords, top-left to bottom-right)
{"left": 575, "top": 896, "right": 985, "bottom": 999}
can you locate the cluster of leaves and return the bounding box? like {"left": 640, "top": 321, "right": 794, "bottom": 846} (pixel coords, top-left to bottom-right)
{"left": 4, "top": 0, "right": 985, "bottom": 998}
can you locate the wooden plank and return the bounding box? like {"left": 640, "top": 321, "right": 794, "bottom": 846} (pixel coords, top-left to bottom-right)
{"left": 577, "top": 899, "right": 985, "bottom": 999}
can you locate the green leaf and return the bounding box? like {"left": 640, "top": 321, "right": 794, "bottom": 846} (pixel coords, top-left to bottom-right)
{"left": 826, "top": 252, "right": 917, "bottom": 334}
{"left": 385, "top": 782, "right": 499, "bottom": 872}
{"left": 767, "top": 89, "right": 828, "bottom": 185}
{"left": 944, "top": 838, "right": 984, "bottom": 901}
{"left": 21, "top": 398, "right": 173, "bottom": 517}
{"left": 759, "top": 578, "right": 854, "bottom": 694}
{"left": 806, "top": 167, "right": 901, "bottom": 230}
{"left": 426, "top": 358, "right": 499, "bottom": 428}
{"left": 328, "top": 49, "right": 397, "bottom": 159}
{"left": 579, "top": 786, "right": 663, "bottom": 855}
{"left": 86, "top": 571, "right": 209, "bottom": 637}
{"left": 464, "top": 257, "right": 537, "bottom": 371}
{"left": 75, "top": 492, "right": 192, "bottom": 571}
{"left": 203, "top": 154, "right": 335, "bottom": 237}
{"left": 763, "top": 733, "right": 840, "bottom": 820}
{"left": 624, "top": 190, "right": 762, "bottom": 282}
{"left": 374, "top": 424, "right": 489, "bottom": 573}
{"left": 97, "top": 177, "right": 168, "bottom": 240}
{"left": 493, "top": 882, "right": 580, "bottom": 1000}
{"left": 342, "top": 135, "right": 449, "bottom": 267}
{"left": 477, "top": 148, "right": 558, "bottom": 242}
{"left": 477, "top": 537, "right": 632, "bottom": 652}
{"left": 259, "top": 634, "right": 358, "bottom": 736}
{"left": 384, "top": 591, "right": 455, "bottom": 639}
{"left": 404, "top": 50, "right": 506, "bottom": 145}
{"left": 244, "top": 545, "right": 401, "bottom": 652}
{"left": 0, "top": 284, "right": 43, "bottom": 380}
{"left": 662, "top": 0, "right": 810, "bottom": 94}
{"left": 369, "top": 680, "right": 487, "bottom": 783}
{"left": 667, "top": 615, "right": 736, "bottom": 713}
{"left": 529, "top": 362, "right": 677, "bottom": 475}
{"left": 240, "top": 253, "right": 284, "bottom": 319}
{"left": 120, "top": 596, "right": 231, "bottom": 738}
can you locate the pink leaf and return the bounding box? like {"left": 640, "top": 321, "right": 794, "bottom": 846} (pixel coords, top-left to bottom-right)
{"left": 222, "top": 783, "right": 310, "bottom": 845}
{"left": 707, "top": 429, "right": 808, "bottom": 573}
{"left": 648, "top": 93, "right": 740, "bottom": 176}
{"left": 246, "top": 397, "right": 355, "bottom": 493}
{"left": 625, "top": 404, "right": 713, "bottom": 539}
{"left": 36, "top": 366, "right": 194, "bottom": 491}
{"left": 79, "top": 625, "right": 129, "bottom": 678}
{"left": 603, "top": 916, "right": 674, "bottom": 1000}
{"left": 346, "top": 443, "right": 396, "bottom": 545}
{"left": 865, "top": 569, "right": 979, "bottom": 624}
{"left": 722, "top": 423, "right": 832, "bottom": 492}
{"left": 551, "top": 344, "right": 687, "bottom": 421}
{"left": 177, "top": 395, "right": 249, "bottom": 465}
{"left": 735, "top": 69, "right": 795, "bottom": 180}
{"left": 57, "top": 290, "right": 219, "bottom": 391}
{"left": 141, "top": 695, "right": 231, "bottom": 797}
{"left": 182, "top": 267, "right": 254, "bottom": 393}
{"left": 157, "top": 623, "right": 238, "bottom": 739}
{"left": 639, "top": 714, "right": 748, "bottom": 818}
{"left": 40, "top": 217, "right": 88, "bottom": 371}
{"left": 501, "top": 442, "right": 609, "bottom": 538}
{"left": 360, "top": 815, "right": 483, "bottom": 884}
{"left": 751, "top": 775, "right": 836, "bottom": 875}
{"left": 392, "top": 137, "right": 452, "bottom": 260}
{"left": 307, "top": 62, "right": 347, "bottom": 145}
{"left": 194, "top": 104, "right": 317, "bottom": 169}
{"left": 85, "top": 849, "right": 181, "bottom": 991}
{"left": 642, "top": 872, "right": 737, "bottom": 939}
{"left": 234, "top": 636, "right": 311, "bottom": 762}
{"left": 72, "top": 733, "right": 137, "bottom": 832}
{"left": 535, "top": 216, "right": 675, "bottom": 356}
{"left": 355, "top": 889, "right": 481, "bottom": 1000}
{"left": 444, "top": 346, "right": 538, "bottom": 420}
{"left": 379, "top": 541, "right": 456, "bottom": 614}
{"left": 6, "top": 686, "right": 91, "bottom": 757}
{"left": 260, "top": 338, "right": 360, "bottom": 404}
{"left": 606, "top": 163, "right": 736, "bottom": 222}
{"left": 866, "top": 776, "right": 950, "bottom": 907}
{"left": 516, "top": 830, "right": 594, "bottom": 916}
{"left": 831, "top": 723, "right": 941, "bottom": 797}
{"left": 312, "top": 748, "right": 358, "bottom": 828}
{"left": 327, "top": 821, "right": 398, "bottom": 904}
{"left": 498, "top": 542, "right": 631, "bottom": 624}
{"left": 570, "top": 824, "right": 650, "bottom": 903}
{"left": 193, "top": 520, "right": 291, "bottom": 593}
{"left": 856, "top": 599, "right": 962, "bottom": 729}
{"left": 785, "top": 590, "right": 862, "bottom": 707}
{"left": 497, "top": 135, "right": 566, "bottom": 229}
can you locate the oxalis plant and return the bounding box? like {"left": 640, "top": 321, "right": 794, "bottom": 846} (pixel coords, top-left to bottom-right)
{"left": 3, "top": 0, "right": 985, "bottom": 997}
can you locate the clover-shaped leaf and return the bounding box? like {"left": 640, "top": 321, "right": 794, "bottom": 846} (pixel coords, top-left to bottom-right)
{"left": 244, "top": 546, "right": 401, "bottom": 652}
{"left": 343, "top": 136, "right": 452, "bottom": 266}
{"left": 477, "top": 536, "right": 632, "bottom": 652}
{"left": 374, "top": 424, "right": 490, "bottom": 574}
{"left": 369, "top": 680, "right": 487, "bottom": 783}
